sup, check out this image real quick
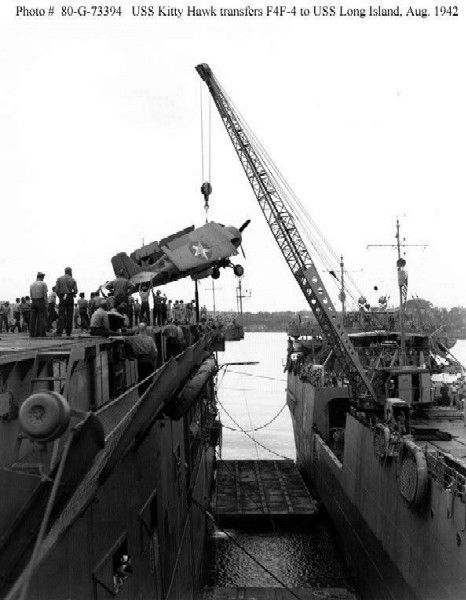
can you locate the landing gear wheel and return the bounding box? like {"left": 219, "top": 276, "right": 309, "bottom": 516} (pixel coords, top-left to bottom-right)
{"left": 233, "top": 264, "right": 244, "bottom": 277}
{"left": 212, "top": 267, "right": 220, "bottom": 280}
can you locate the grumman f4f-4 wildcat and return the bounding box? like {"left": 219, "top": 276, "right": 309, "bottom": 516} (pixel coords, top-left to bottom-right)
{"left": 111, "top": 219, "right": 249, "bottom": 286}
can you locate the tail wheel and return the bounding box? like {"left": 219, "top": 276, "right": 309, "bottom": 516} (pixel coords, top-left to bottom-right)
{"left": 233, "top": 264, "right": 244, "bottom": 277}
{"left": 212, "top": 267, "right": 220, "bottom": 280}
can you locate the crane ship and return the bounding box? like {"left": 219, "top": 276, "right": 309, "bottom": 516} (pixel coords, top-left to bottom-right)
{"left": 198, "top": 63, "right": 466, "bottom": 600}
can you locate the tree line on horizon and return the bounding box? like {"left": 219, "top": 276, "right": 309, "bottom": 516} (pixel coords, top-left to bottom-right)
{"left": 213, "top": 299, "right": 466, "bottom": 337}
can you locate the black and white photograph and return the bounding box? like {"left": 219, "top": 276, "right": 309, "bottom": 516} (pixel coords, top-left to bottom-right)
{"left": 0, "top": 1, "right": 465, "bottom": 598}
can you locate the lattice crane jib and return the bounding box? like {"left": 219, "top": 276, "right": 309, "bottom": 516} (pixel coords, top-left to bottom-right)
{"left": 196, "top": 63, "right": 376, "bottom": 402}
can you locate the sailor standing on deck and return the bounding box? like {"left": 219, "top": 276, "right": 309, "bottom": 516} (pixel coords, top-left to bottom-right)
{"left": 29, "top": 272, "right": 48, "bottom": 337}
{"left": 133, "top": 298, "right": 141, "bottom": 326}
{"left": 139, "top": 286, "right": 151, "bottom": 325}
{"left": 11, "top": 299, "right": 21, "bottom": 333}
{"left": 55, "top": 267, "right": 78, "bottom": 337}
{"left": 166, "top": 299, "right": 173, "bottom": 323}
{"left": 0, "top": 302, "right": 9, "bottom": 333}
{"left": 113, "top": 270, "right": 131, "bottom": 314}
{"left": 173, "top": 300, "right": 181, "bottom": 323}
{"left": 47, "top": 287, "right": 58, "bottom": 331}
{"left": 179, "top": 300, "right": 186, "bottom": 324}
{"left": 77, "top": 293, "right": 90, "bottom": 331}
{"left": 152, "top": 289, "right": 163, "bottom": 326}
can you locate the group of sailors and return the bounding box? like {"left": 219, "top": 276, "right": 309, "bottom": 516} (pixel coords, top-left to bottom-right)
{"left": 0, "top": 268, "right": 210, "bottom": 340}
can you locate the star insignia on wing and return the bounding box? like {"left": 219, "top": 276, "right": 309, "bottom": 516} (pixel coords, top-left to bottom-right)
{"left": 190, "top": 241, "right": 211, "bottom": 260}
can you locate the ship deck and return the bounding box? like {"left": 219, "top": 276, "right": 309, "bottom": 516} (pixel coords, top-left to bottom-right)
{"left": 0, "top": 333, "right": 115, "bottom": 364}
{"left": 214, "top": 460, "right": 318, "bottom": 526}
{"left": 412, "top": 407, "right": 466, "bottom": 464}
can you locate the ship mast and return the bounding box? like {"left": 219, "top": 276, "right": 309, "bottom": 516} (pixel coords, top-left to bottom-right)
{"left": 235, "top": 278, "right": 250, "bottom": 326}
{"left": 339, "top": 255, "right": 346, "bottom": 316}
{"left": 236, "top": 278, "right": 243, "bottom": 323}
{"left": 368, "top": 219, "right": 427, "bottom": 367}
{"left": 395, "top": 219, "right": 407, "bottom": 365}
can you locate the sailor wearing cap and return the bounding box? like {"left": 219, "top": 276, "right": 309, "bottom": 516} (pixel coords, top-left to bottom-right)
{"left": 30, "top": 272, "right": 48, "bottom": 337}
{"left": 55, "top": 267, "right": 78, "bottom": 337}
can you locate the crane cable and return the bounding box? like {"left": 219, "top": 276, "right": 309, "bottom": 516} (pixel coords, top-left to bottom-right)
{"left": 208, "top": 93, "right": 212, "bottom": 182}
{"left": 218, "top": 80, "right": 365, "bottom": 309}
{"left": 219, "top": 83, "right": 337, "bottom": 268}
{"left": 200, "top": 80, "right": 205, "bottom": 182}
{"left": 216, "top": 395, "right": 293, "bottom": 461}
{"left": 242, "top": 99, "right": 364, "bottom": 306}
{"left": 200, "top": 83, "right": 213, "bottom": 222}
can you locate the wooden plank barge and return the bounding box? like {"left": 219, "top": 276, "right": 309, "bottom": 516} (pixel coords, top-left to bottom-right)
{"left": 214, "top": 460, "right": 318, "bottom": 526}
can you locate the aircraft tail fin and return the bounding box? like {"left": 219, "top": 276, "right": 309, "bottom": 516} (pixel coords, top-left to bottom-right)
{"left": 111, "top": 252, "right": 142, "bottom": 279}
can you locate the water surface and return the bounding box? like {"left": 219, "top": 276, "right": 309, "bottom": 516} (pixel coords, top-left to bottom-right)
{"left": 204, "top": 332, "right": 353, "bottom": 591}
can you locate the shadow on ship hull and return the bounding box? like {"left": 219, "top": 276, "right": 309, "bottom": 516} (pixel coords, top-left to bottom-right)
{"left": 287, "top": 371, "right": 466, "bottom": 600}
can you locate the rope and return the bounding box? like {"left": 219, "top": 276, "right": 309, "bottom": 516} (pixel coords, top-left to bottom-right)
{"left": 225, "top": 369, "right": 287, "bottom": 383}
{"left": 216, "top": 396, "right": 293, "bottom": 461}
{"left": 222, "top": 401, "right": 288, "bottom": 433}
{"left": 216, "top": 364, "right": 230, "bottom": 390}
{"left": 217, "top": 80, "right": 365, "bottom": 309}
{"left": 190, "top": 497, "right": 306, "bottom": 600}
{"left": 9, "top": 431, "right": 75, "bottom": 600}
{"left": 243, "top": 389, "right": 260, "bottom": 460}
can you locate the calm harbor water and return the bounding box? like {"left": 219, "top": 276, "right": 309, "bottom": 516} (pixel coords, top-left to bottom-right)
{"left": 203, "top": 332, "right": 355, "bottom": 593}
{"left": 204, "top": 333, "right": 466, "bottom": 593}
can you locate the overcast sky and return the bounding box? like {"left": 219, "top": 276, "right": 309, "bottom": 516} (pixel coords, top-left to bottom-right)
{"left": 1, "top": 2, "right": 464, "bottom": 312}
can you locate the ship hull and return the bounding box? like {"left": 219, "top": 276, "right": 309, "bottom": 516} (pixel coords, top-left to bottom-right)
{"left": 0, "top": 334, "right": 218, "bottom": 600}
{"left": 287, "top": 372, "right": 466, "bottom": 600}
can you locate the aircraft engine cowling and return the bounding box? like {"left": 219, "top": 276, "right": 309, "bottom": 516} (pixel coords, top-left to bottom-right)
{"left": 224, "top": 226, "right": 242, "bottom": 247}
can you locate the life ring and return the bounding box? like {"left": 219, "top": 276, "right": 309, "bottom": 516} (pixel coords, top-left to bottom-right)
{"left": 397, "top": 440, "right": 429, "bottom": 509}
{"left": 373, "top": 423, "right": 391, "bottom": 460}
{"left": 19, "top": 391, "right": 71, "bottom": 442}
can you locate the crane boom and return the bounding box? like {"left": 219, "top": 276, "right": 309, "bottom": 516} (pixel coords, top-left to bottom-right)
{"left": 196, "top": 63, "right": 376, "bottom": 402}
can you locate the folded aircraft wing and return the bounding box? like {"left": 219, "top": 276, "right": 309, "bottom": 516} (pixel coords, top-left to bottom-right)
{"left": 111, "top": 252, "right": 157, "bottom": 285}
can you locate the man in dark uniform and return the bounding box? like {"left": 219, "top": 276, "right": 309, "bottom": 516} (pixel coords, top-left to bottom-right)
{"left": 163, "top": 319, "right": 180, "bottom": 358}
{"left": 161, "top": 295, "right": 168, "bottom": 326}
{"left": 113, "top": 270, "right": 131, "bottom": 314}
{"left": 90, "top": 300, "right": 112, "bottom": 337}
{"left": 77, "top": 292, "right": 90, "bottom": 331}
{"left": 139, "top": 286, "right": 151, "bottom": 324}
{"left": 133, "top": 298, "right": 141, "bottom": 326}
{"left": 152, "top": 289, "right": 163, "bottom": 326}
{"left": 125, "top": 323, "right": 158, "bottom": 392}
{"left": 55, "top": 267, "right": 78, "bottom": 337}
